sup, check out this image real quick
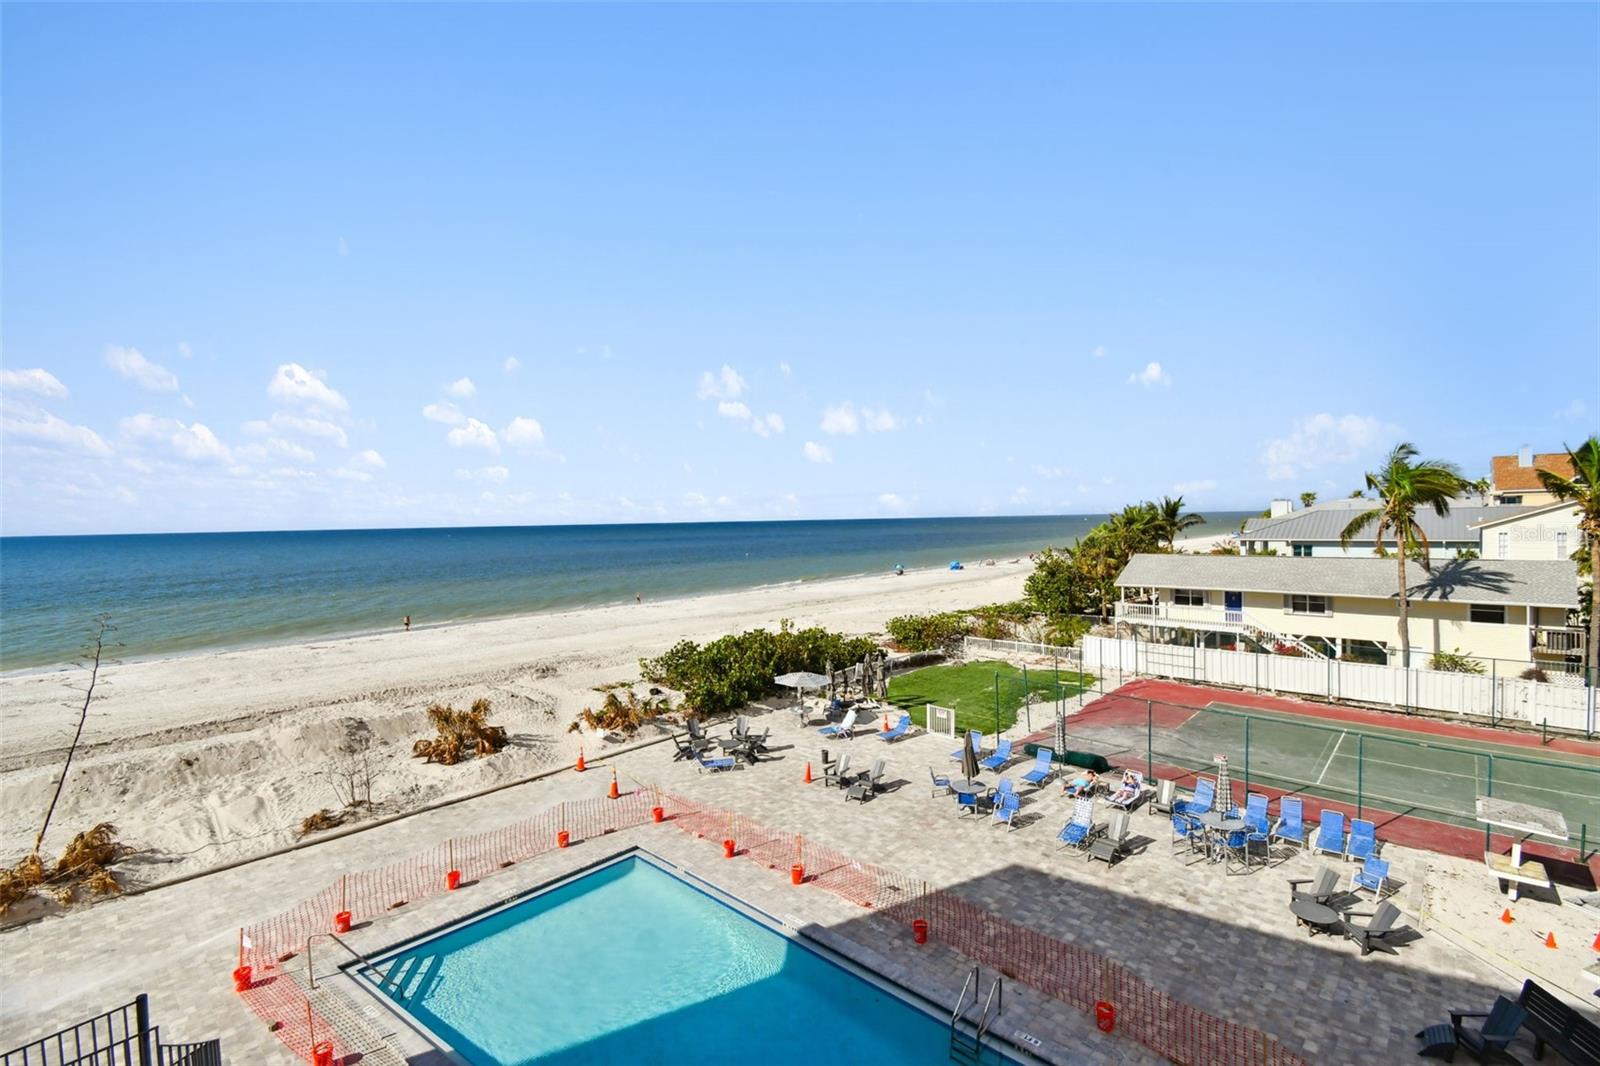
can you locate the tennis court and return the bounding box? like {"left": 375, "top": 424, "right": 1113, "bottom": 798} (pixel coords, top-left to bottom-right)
{"left": 1064, "top": 690, "right": 1600, "bottom": 861}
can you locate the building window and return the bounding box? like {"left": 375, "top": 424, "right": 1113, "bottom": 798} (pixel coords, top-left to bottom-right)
{"left": 1500, "top": 495, "right": 1522, "bottom": 504}
{"left": 1469, "top": 604, "right": 1506, "bottom": 625}
{"left": 1555, "top": 531, "right": 1568, "bottom": 559}
{"left": 1497, "top": 531, "right": 1509, "bottom": 559}
{"left": 1292, "top": 543, "right": 1313, "bottom": 557}
{"left": 1285, "top": 594, "right": 1331, "bottom": 615}
{"left": 1173, "top": 589, "right": 1207, "bottom": 607}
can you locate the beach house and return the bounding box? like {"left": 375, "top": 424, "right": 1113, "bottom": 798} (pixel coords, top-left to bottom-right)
{"left": 1488, "top": 446, "right": 1579, "bottom": 505}
{"left": 1239, "top": 497, "right": 1524, "bottom": 558}
{"left": 1112, "top": 553, "right": 1583, "bottom": 670}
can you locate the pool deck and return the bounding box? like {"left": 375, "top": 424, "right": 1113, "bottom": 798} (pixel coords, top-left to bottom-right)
{"left": 3, "top": 696, "right": 1598, "bottom": 1065}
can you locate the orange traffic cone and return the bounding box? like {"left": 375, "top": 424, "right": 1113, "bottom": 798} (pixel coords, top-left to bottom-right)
{"left": 1500, "top": 908, "right": 1514, "bottom": 924}
{"left": 881, "top": 714, "right": 889, "bottom": 732}
{"left": 608, "top": 769, "right": 620, "bottom": 800}
{"left": 1544, "top": 931, "right": 1558, "bottom": 949}
{"left": 803, "top": 762, "right": 813, "bottom": 784}
{"left": 576, "top": 748, "right": 586, "bottom": 773}
{"left": 1591, "top": 929, "right": 1599, "bottom": 952}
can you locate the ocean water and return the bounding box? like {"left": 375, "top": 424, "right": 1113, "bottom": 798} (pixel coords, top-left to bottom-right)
{"left": 0, "top": 513, "right": 1248, "bottom": 671}
{"left": 371, "top": 855, "right": 1015, "bottom": 1065}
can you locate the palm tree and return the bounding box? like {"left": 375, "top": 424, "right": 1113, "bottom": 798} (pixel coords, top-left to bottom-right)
{"left": 1154, "top": 495, "right": 1204, "bottom": 550}
{"left": 1299, "top": 491, "right": 1317, "bottom": 509}
{"left": 1535, "top": 436, "right": 1600, "bottom": 682}
{"left": 1339, "top": 443, "right": 1470, "bottom": 667}
{"left": 1470, "top": 476, "right": 1492, "bottom": 504}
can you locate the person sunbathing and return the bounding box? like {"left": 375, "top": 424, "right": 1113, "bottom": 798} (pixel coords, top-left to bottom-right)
{"left": 1061, "top": 769, "right": 1098, "bottom": 796}
{"left": 1109, "top": 771, "right": 1140, "bottom": 806}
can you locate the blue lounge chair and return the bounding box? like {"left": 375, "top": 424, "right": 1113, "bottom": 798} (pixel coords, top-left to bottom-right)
{"left": 696, "top": 754, "right": 735, "bottom": 773}
{"left": 1352, "top": 857, "right": 1391, "bottom": 899}
{"left": 819, "top": 708, "right": 859, "bottom": 739}
{"left": 1244, "top": 792, "right": 1271, "bottom": 865}
{"left": 1058, "top": 797, "right": 1096, "bottom": 851}
{"left": 992, "top": 791, "right": 1021, "bottom": 830}
{"left": 1272, "top": 796, "right": 1305, "bottom": 853}
{"left": 979, "top": 737, "right": 1013, "bottom": 771}
{"left": 877, "top": 714, "right": 912, "bottom": 743}
{"left": 1312, "top": 810, "right": 1347, "bottom": 859}
{"left": 950, "top": 730, "right": 984, "bottom": 762}
{"left": 1175, "top": 778, "right": 1215, "bottom": 816}
{"left": 1346, "top": 818, "right": 1378, "bottom": 863}
{"left": 1020, "top": 747, "right": 1055, "bottom": 787}
{"left": 929, "top": 767, "right": 952, "bottom": 797}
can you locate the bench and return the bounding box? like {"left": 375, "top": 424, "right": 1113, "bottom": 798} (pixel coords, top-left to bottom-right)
{"left": 1518, "top": 979, "right": 1600, "bottom": 1066}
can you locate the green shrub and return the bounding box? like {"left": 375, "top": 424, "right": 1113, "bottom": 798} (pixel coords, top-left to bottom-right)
{"left": 1428, "top": 648, "right": 1485, "bottom": 674}
{"left": 884, "top": 611, "right": 974, "bottom": 652}
{"left": 638, "top": 620, "right": 876, "bottom": 716}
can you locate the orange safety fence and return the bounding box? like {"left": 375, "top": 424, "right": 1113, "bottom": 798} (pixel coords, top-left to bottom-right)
{"left": 235, "top": 786, "right": 1306, "bottom": 1066}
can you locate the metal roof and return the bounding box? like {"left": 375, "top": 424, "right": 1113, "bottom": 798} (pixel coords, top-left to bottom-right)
{"left": 1240, "top": 500, "right": 1532, "bottom": 544}
{"left": 1115, "top": 553, "right": 1579, "bottom": 607}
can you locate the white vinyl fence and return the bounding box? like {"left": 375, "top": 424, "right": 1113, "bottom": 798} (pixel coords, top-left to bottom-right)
{"left": 1080, "top": 635, "right": 1597, "bottom": 736}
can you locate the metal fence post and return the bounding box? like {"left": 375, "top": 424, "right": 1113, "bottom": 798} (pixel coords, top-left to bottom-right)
{"left": 1146, "top": 700, "right": 1154, "bottom": 781}
{"left": 1484, "top": 755, "right": 1494, "bottom": 851}
{"left": 993, "top": 673, "right": 1000, "bottom": 737}
{"left": 1244, "top": 717, "right": 1251, "bottom": 792}
{"left": 1356, "top": 734, "right": 1364, "bottom": 819}
{"left": 134, "top": 993, "right": 153, "bottom": 1066}
{"left": 1491, "top": 658, "right": 1497, "bottom": 726}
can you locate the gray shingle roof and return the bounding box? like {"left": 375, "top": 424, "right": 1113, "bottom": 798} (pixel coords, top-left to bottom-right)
{"left": 1240, "top": 500, "right": 1532, "bottom": 544}
{"left": 1115, "top": 553, "right": 1579, "bottom": 607}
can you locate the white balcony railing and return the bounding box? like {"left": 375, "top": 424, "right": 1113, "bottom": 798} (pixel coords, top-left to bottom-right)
{"left": 1533, "top": 625, "right": 1586, "bottom": 654}
{"left": 1115, "top": 602, "right": 1244, "bottom": 629}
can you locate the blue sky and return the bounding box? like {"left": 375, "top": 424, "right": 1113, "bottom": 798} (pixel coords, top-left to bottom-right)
{"left": 2, "top": 3, "right": 1595, "bottom": 536}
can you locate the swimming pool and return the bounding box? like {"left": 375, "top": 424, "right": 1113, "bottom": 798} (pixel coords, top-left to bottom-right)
{"left": 364, "top": 853, "right": 1017, "bottom": 1064}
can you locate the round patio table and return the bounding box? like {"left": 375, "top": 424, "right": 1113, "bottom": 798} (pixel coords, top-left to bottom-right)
{"left": 950, "top": 780, "right": 985, "bottom": 796}
{"left": 1290, "top": 898, "right": 1339, "bottom": 936}
{"left": 1197, "top": 812, "right": 1247, "bottom": 861}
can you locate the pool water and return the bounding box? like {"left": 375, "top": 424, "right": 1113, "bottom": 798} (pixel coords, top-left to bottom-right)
{"left": 368, "top": 856, "right": 1013, "bottom": 1065}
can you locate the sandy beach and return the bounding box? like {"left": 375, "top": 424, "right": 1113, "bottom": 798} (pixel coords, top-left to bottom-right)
{"left": 0, "top": 560, "right": 1028, "bottom": 892}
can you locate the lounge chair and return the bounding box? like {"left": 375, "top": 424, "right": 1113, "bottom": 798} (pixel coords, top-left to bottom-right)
{"left": 877, "top": 714, "right": 912, "bottom": 743}
{"left": 1338, "top": 900, "right": 1405, "bottom": 955}
{"left": 1312, "top": 810, "right": 1347, "bottom": 860}
{"left": 1089, "top": 810, "right": 1132, "bottom": 865}
{"left": 1108, "top": 771, "right": 1144, "bottom": 811}
{"left": 1416, "top": 997, "right": 1526, "bottom": 1064}
{"left": 1272, "top": 796, "right": 1305, "bottom": 854}
{"left": 991, "top": 791, "right": 1021, "bottom": 830}
{"left": 733, "top": 715, "right": 750, "bottom": 738}
{"left": 819, "top": 709, "right": 859, "bottom": 740}
{"left": 1171, "top": 812, "right": 1204, "bottom": 855}
{"left": 950, "top": 730, "right": 985, "bottom": 762}
{"left": 822, "top": 753, "right": 852, "bottom": 787}
{"left": 696, "top": 753, "right": 735, "bottom": 773}
{"left": 687, "top": 718, "right": 709, "bottom": 742}
{"left": 929, "top": 767, "right": 952, "bottom": 797}
{"left": 1243, "top": 793, "right": 1271, "bottom": 864}
{"left": 1287, "top": 865, "right": 1340, "bottom": 905}
{"left": 979, "top": 737, "right": 1014, "bottom": 771}
{"left": 1346, "top": 818, "right": 1377, "bottom": 863}
{"left": 1150, "top": 778, "right": 1177, "bottom": 815}
{"left": 847, "top": 759, "right": 886, "bottom": 803}
{"left": 670, "top": 734, "right": 699, "bottom": 761}
{"left": 1058, "top": 797, "right": 1097, "bottom": 852}
{"left": 1020, "top": 747, "right": 1054, "bottom": 787}
{"left": 1175, "top": 778, "right": 1215, "bottom": 816}
{"left": 1351, "top": 857, "right": 1391, "bottom": 899}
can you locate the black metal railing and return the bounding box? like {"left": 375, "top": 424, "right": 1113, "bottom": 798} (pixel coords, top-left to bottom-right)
{"left": 1, "top": 996, "right": 219, "bottom": 1066}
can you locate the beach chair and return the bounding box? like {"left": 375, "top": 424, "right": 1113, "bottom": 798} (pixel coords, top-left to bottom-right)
{"left": 1351, "top": 857, "right": 1391, "bottom": 899}
{"left": 1020, "top": 747, "right": 1054, "bottom": 787}
{"left": 822, "top": 753, "right": 852, "bottom": 787}
{"left": 991, "top": 791, "right": 1021, "bottom": 830}
{"left": 929, "top": 767, "right": 952, "bottom": 797}
{"left": 1088, "top": 810, "right": 1132, "bottom": 865}
{"left": 1108, "top": 771, "right": 1144, "bottom": 811}
{"left": 847, "top": 759, "right": 886, "bottom": 803}
{"left": 1271, "top": 796, "right": 1305, "bottom": 855}
{"left": 696, "top": 753, "right": 735, "bottom": 773}
{"left": 670, "top": 734, "right": 697, "bottom": 761}
{"left": 958, "top": 789, "right": 994, "bottom": 817}
{"left": 1346, "top": 819, "right": 1378, "bottom": 863}
{"left": 979, "top": 737, "right": 1014, "bottom": 771}
{"left": 950, "top": 730, "right": 984, "bottom": 762}
{"left": 877, "top": 714, "right": 912, "bottom": 743}
{"left": 1243, "top": 793, "right": 1271, "bottom": 864}
{"left": 687, "top": 718, "right": 709, "bottom": 742}
{"left": 1171, "top": 812, "right": 1204, "bottom": 855}
{"left": 1151, "top": 778, "right": 1177, "bottom": 816}
{"left": 1287, "top": 866, "right": 1340, "bottom": 905}
{"left": 1175, "top": 778, "right": 1215, "bottom": 816}
{"left": 1337, "top": 900, "right": 1405, "bottom": 955}
{"left": 1415, "top": 997, "right": 1526, "bottom": 1064}
{"left": 1312, "top": 810, "right": 1347, "bottom": 860}
{"left": 733, "top": 715, "right": 750, "bottom": 738}
{"left": 819, "top": 708, "right": 858, "bottom": 740}
{"left": 1058, "top": 797, "right": 1097, "bottom": 852}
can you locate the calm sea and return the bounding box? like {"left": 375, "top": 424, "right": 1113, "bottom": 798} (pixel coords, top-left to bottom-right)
{"left": 0, "top": 513, "right": 1248, "bottom": 671}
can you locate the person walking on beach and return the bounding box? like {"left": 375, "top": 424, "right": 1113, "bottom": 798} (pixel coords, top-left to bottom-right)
{"left": 403, "top": 615, "right": 411, "bottom": 632}
{"left": 635, "top": 593, "right": 641, "bottom": 604}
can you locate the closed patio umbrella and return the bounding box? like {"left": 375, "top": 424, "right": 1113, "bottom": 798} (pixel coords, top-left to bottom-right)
{"left": 1214, "top": 754, "right": 1235, "bottom": 816}
{"left": 962, "top": 732, "right": 981, "bottom": 783}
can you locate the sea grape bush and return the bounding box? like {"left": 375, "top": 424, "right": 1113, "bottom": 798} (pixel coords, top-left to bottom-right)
{"left": 639, "top": 620, "right": 877, "bottom": 716}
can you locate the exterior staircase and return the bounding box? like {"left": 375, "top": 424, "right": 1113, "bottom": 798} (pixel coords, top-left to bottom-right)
{"left": 1240, "top": 624, "right": 1327, "bottom": 660}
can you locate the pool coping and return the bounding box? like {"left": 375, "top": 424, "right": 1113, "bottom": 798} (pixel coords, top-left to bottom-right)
{"left": 328, "top": 843, "right": 1048, "bottom": 1066}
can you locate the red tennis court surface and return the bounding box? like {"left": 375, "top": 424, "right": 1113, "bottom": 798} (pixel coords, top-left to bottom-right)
{"left": 1025, "top": 679, "right": 1600, "bottom": 886}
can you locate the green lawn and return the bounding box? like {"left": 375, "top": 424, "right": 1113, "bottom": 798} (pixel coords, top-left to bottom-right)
{"left": 887, "top": 660, "right": 1095, "bottom": 735}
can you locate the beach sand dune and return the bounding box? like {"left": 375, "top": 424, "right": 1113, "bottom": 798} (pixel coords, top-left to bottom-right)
{"left": 0, "top": 561, "right": 1027, "bottom": 891}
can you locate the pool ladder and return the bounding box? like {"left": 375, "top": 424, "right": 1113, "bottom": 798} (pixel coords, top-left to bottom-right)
{"left": 949, "top": 966, "right": 1002, "bottom": 1064}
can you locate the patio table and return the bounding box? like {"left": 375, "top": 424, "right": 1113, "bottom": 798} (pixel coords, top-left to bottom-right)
{"left": 1290, "top": 898, "right": 1339, "bottom": 936}
{"left": 1476, "top": 796, "right": 1566, "bottom": 902}
{"left": 950, "top": 779, "right": 985, "bottom": 796}
{"left": 1197, "top": 811, "right": 1247, "bottom": 862}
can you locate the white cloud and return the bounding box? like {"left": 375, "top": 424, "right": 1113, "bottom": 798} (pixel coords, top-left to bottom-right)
{"left": 448, "top": 417, "right": 499, "bottom": 452}
{"left": 717, "top": 400, "right": 752, "bottom": 421}
{"left": 1263, "top": 413, "right": 1393, "bottom": 481}
{"left": 683, "top": 491, "right": 709, "bottom": 506}
{"left": 269, "top": 466, "right": 317, "bottom": 480}
{"left": 105, "top": 346, "right": 179, "bottom": 392}
{"left": 503, "top": 357, "right": 521, "bottom": 373}
{"left": 447, "top": 377, "right": 477, "bottom": 399}
{"left": 245, "top": 411, "right": 350, "bottom": 448}
{"left": 423, "top": 402, "right": 464, "bottom": 425}
{"left": 753, "top": 412, "right": 784, "bottom": 438}
{"left": 1032, "top": 464, "right": 1067, "bottom": 479}
{"left": 354, "top": 448, "right": 386, "bottom": 469}
{"left": 239, "top": 438, "right": 316, "bottom": 464}
{"left": 0, "top": 368, "right": 68, "bottom": 398}
{"left": 696, "top": 365, "right": 746, "bottom": 400}
{"left": 860, "top": 407, "right": 900, "bottom": 433}
{"left": 268, "top": 362, "right": 348, "bottom": 411}
{"left": 803, "top": 441, "right": 833, "bottom": 463}
{"left": 1092, "top": 345, "right": 1107, "bottom": 358}
{"left": 1173, "top": 478, "right": 1217, "bottom": 494}
{"left": 121, "top": 413, "right": 230, "bottom": 463}
{"left": 1556, "top": 398, "right": 1587, "bottom": 420}
{"left": 878, "top": 492, "right": 908, "bottom": 513}
{"left": 1128, "top": 361, "right": 1170, "bottom": 387}
{"left": 820, "top": 403, "right": 859, "bottom": 435}
{"left": 1010, "top": 486, "right": 1030, "bottom": 504}
{"left": 503, "top": 416, "right": 545, "bottom": 449}
{"left": 456, "top": 465, "right": 510, "bottom": 483}
{"left": 329, "top": 467, "right": 373, "bottom": 482}
{"left": 779, "top": 361, "right": 792, "bottom": 377}
{"left": 178, "top": 342, "right": 193, "bottom": 359}
{"left": 2, "top": 408, "right": 111, "bottom": 455}
{"left": 171, "top": 422, "right": 230, "bottom": 462}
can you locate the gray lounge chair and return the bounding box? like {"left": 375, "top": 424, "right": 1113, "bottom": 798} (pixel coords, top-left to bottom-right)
{"left": 1088, "top": 810, "right": 1132, "bottom": 866}
{"left": 1338, "top": 900, "right": 1405, "bottom": 955}
{"left": 1416, "top": 997, "right": 1526, "bottom": 1063}
{"left": 847, "top": 758, "right": 887, "bottom": 803}
{"left": 823, "top": 753, "right": 852, "bottom": 788}
{"left": 1150, "top": 778, "right": 1177, "bottom": 816}
{"left": 1287, "top": 866, "right": 1339, "bottom": 905}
